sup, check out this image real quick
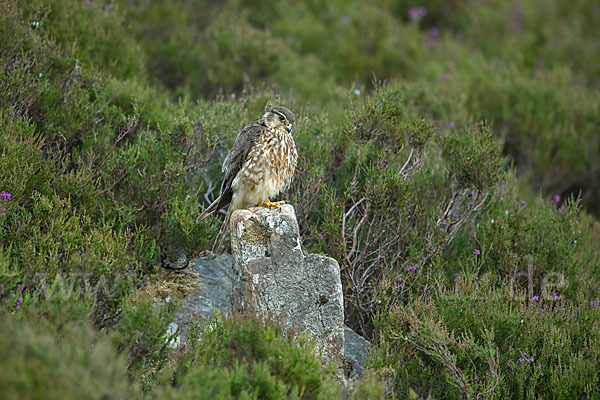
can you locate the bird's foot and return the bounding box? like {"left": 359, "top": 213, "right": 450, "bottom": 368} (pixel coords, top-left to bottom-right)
{"left": 258, "top": 199, "right": 285, "bottom": 209}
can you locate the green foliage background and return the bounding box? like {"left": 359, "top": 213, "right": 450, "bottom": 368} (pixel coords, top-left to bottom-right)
{"left": 1, "top": 0, "right": 599, "bottom": 398}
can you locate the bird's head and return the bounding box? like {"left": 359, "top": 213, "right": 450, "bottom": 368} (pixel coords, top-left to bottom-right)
{"left": 262, "top": 106, "right": 295, "bottom": 133}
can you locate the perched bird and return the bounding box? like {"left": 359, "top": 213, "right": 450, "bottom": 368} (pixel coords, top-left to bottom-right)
{"left": 197, "top": 106, "right": 298, "bottom": 253}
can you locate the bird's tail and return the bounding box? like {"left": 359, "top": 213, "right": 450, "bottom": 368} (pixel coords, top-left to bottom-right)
{"left": 212, "top": 204, "right": 233, "bottom": 254}
{"left": 196, "top": 196, "right": 221, "bottom": 224}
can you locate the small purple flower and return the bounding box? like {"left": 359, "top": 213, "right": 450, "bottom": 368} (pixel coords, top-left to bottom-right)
{"left": 537, "top": 363, "right": 541, "bottom": 369}
{"left": 428, "top": 27, "right": 439, "bottom": 38}
{"left": 541, "top": 372, "right": 544, "bottom": 376}
{"left": 405, "top": 264, "right": 419, "bottom": 272}
{"left": 540, "top": 308, "right": 544, "bottom": 313}
{"left": 591, "top": 301, "right": 597, "bottom": 307}
{"left": 428, "top": 118, "right": 435, "bottom": 124}
{"left": 19, "top": 284, "right": 25, "bottom": 291}
{"left": 521, "top": 200, "right": 527, "bottom": 208}
{"left": 558, "top": 207, "right": 563, "bottom": 213}
{"left": 474, "top": 249, "right": 481, "bottom": 255}
{"left": 470, "top": 232, "right": 474, "bottom": 238}
{"left": 439, "top": 74, "right": 449, "bottom": 82}
{"left": 531, "top": 295, "right": 539, "bottom": 301}
{"left": 561, "top": 307, "right": 565, "bottom": 311}
{"left": 384, "top": 164, "right": 389, "bottom": 169}
{"left": 18, "top": 297, "right": 22, "bottom": 303}
{"left": 553, "top": 293, "right": 559, "bottom": 300}
{"left": 397, "top": 277, "right": 402, "bottom": 283}
{"left": 454, "top": 276, "right": 461, "bottom": 283}
{"left": 0, "top": 284, "right": 3, "bottom": 290}
{"left": 448, "top": 121, "right": 455, "bottom": 129}
{"left": 555, "top": 195, "right": 560, "bottom": 203}
{"left": 408, "top": 6, "right": 428, "bottom": 21}
{"left": 318, "top": 233, "right": 323, "bottom": 240}
{"left": 435, "top": 146, "right": 442, "bottom": 152}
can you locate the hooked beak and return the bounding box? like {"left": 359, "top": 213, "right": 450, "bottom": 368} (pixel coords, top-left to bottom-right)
{"left": 285, "top": 124, "right": 293, "bottom": 133}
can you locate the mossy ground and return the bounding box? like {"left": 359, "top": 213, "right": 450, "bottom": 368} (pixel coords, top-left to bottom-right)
{"left": 1, "top": 0, "right": 599, "bottom": 398}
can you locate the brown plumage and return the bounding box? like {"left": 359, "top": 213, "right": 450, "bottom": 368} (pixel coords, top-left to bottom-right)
{"left": 197, "top": 106, "right": 298, "bottom": 253}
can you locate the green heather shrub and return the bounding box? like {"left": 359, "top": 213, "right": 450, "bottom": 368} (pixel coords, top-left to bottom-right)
{"left": 302, "top": 84, "right": 504, "bottom": 335}
{"left": 0, "top": 313, "right": 136, "bottom": 400}
{"left": 371, "top": 186, "right": 600, "bottom": 398}
{"left": 156, "top": 312, "right": 342, "bottom": 399}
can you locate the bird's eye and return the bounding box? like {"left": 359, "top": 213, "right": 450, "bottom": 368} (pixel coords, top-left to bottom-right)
{"left": 278, "top": 115, "right": 285, "bottom": 121}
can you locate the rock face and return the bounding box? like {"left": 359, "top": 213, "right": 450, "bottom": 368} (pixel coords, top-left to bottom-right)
{"left": 230, "top": 204, "right": 344, "bottom": 366}
{"left": 172, "top": 254, "right": 233, "bottom": 338}
{"left": 344, "top": 326, "right": 371, "bottom": 379}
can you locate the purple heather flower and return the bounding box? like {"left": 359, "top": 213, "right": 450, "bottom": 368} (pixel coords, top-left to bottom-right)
{"left": 397, "top": 277, "right": 402, "bottom": 282}
{"left": 561, "top": 307, "right": 565, "bottom": 311}
{"left": 553, "top": 293, "right": 559, "bottom": 300}
{"left": 537, "top": 363, "right": 541, "bottom": 369}
{"left": 531, "top": 295, "right": 539, "bottom": 301}
{"left": 428, "top": 27, "right": 439, "bottom": 38}
{"left": 318, "top": 233, "right": 323, "bottom": 240}
{"left": 540, "top": 308, "right": 544, "bottom": 313}
{"left": 558, "top": 207, "right": 563, "bottom": 213}
{"left": 408, "top": 6, "right": 428, "bottom": 21}
{"left": 448, "top": 121, "right": 455, "bottom": 128}
{"left": 384, "top": 164, "right": 389, "bottom": 169}
{"left": 474, "top": 249, "right": 481, "bottom": 255}
{"left": 521, "top": 200, "right": 527, "bottom": 207}
{"left": 454, "top": 276, "right": 461, "bottom": 282}
{"left": 435, "top": 146, "right": 442, "bottom": 152}
{"left": 541, "top": 372, "right": 544, "bottom": 376}
{"left": 428, "top": 118, "right": 435, "bottom": 124}
{"left": 405, "top": 264, "right": 419, "bottom": 272}
{"left": 555, "top": 195, "right": 560, "bottom": 203}
{"left": 19, "top": 284, "right": 25, "bottom": 291}
{"left": 18, "top": 297, "right": 22, "bottom": 303}
{"left": 0, "top": 284, "right": 3, "bottom": 290}
{"left": 591, "top": 301, "right": 597, "bottom": 307}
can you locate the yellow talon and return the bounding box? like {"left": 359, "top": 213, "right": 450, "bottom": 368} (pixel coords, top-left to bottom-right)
{"left": 258, "top": 199, "right": 286, "bottom": 209}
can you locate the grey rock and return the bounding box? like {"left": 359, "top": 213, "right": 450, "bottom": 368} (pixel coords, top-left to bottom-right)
{"left": 166, "top": 322, "right": 181, "bottom": 349}
{"left": 344, "top": 326, "right": 370, "bottom": 379}
{"left": 172, "top": 253, "right": 233, "bottom": 338}
{"left": 230, "top": 205, "right": 344, "bottom": 366}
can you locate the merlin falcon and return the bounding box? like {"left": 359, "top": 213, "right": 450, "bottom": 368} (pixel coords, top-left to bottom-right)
{"left": 197, "top": 106, "right": 298, "bottom": 253}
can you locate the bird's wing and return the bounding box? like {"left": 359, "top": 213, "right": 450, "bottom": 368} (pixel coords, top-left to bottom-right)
{"left": 219, "top": 121, "right": 265, "bottom": 196}
{"left": 198, "top": 121, "right": 264, "bottom": 223}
